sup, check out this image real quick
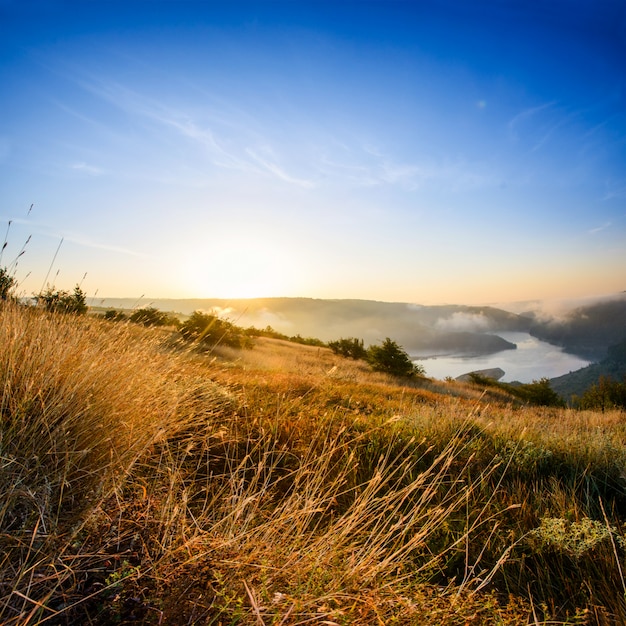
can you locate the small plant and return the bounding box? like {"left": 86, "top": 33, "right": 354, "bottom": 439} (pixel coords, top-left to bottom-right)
{"left": 527, "top": 516, "right": 625, "bottom": 559}
{"left": 367, "top": 337, "right": 424, "bottom": 377}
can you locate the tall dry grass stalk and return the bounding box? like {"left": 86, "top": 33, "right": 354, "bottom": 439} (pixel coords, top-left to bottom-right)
{"left": 0, "top": 302, "right": 209, "bottom": 623}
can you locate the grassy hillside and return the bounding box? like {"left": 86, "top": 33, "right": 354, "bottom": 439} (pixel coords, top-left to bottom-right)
{"left": 2, "top": 302, "right": 626, "bottom": 625}
{"left": 551, "top": 338, "right": 626, "bottom": 401}
{"left": 529, "top": 296, "right": 626, "bottom": 361}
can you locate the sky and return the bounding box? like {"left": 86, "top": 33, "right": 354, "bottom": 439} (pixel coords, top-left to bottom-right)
{"left": 0, "top": 0, "right": 625, "bottom": 306}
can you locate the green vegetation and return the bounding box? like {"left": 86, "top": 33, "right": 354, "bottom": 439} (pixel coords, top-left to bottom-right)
{"left": 180, "top": 309, "right": 251, "bottom": 348}
{"left": 1, "top": 300, "right": 625, "bottom": 624}
{"left": 128, "top": 305, "right": 180, "bottom": 327}
{"left": 367, "top": 336, "right": 425, "bottom": 377}
{"left": 530, "top": 298, "right": 626, "bottom": 360}
{"left": 328, "top": 336, "right": 424, "bottom": 378}
{"left": 328, "top": 336, "right": 368, "bottom": 359}
{"left": 0, "top": 266, "right": 16, "bottom": 300}
{"left": 35, "top": 284, "right": 88, "bottom": 314}
{"left": 551, "top": 337, "right": 626, "bottom": 401}
{"left": 576, "top": 375, "right": 626, "bottom": 410}
{"left": 245, "top": 324, "right": 326, "bottom": 347}
{"left": 103, "top": 308, "right": 128, "bottom": 322}
{"left": 468, "top": 373, "right": 566, "bottom": 407}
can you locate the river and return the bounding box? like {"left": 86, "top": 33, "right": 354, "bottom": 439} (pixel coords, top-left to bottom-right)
{"left": 413, "top": 331, "right": 591, "bottom": 383}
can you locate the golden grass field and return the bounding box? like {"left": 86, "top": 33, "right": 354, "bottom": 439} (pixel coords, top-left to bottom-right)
{"left": 1, "top": 302, "right": 625, "bottom": 625}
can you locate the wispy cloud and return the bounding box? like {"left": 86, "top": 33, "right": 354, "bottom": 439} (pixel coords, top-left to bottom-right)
{"left": 58, "top": 65, "right": 502, "bottom": 195}
{"left": 508, "top": 101, "right": 557, "bottom": 135}
{"left": 508, "top": 101, "right": 563, "bottom": 150}
{"left": 0, "top": 215, "right": 146, "bottom": 259}
{"left": 246, "top": 148, "right": 314, "bottom": 188}
{"left": 319, "top": 146, "right": 496, "bottom": 192}
{"left": 588, "top": 222, "right": 612, "bottom": 234}
{"left": 59, "top": 231, "right": 147, "bottom": 259}
{"left": 602, "top": 182, "right": 626, "bottom": 201}
{"left": 70, "top": 161, "right": 105, "bottom": 175}
{"left": 70, "top": 74, "right": 313, "bottom": 188}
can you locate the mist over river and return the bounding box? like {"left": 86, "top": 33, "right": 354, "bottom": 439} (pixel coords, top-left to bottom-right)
{"left": 413, "top": 332, "right": 591, "bottom": 383}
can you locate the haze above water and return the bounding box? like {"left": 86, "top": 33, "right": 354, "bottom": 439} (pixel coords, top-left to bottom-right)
{"left": 414, "top": 332, "right": 591, "bottom": 383}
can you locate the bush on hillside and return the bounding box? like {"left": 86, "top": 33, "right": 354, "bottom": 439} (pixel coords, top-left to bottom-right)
{"left": 129, "top": 307, "right": 179, "bottom": 327}
{"left": 35, "top": 285, "right": 87, "bottom": 314}
{"left": 104, "top": 308, "right": 128, "bottom": 322}
{"left": 180, "top": 310, "right": 250, "bottom": 348}
{"left": 245, "top": 324, "right": 290, "bottom": 340}
{"left": 367, "top": 337, "right": 424, "bottom": 377}
{"left": 328, "top": 337, "right": 368, "bottom": 360}
{"left": 289, "top": 333, "right": 326, "bottom": 347}
{"left": 517, "top": 378, "right": 566, "bottom": 408}
{"left": 469, "top": 373, "right": 565, "bottom": 407}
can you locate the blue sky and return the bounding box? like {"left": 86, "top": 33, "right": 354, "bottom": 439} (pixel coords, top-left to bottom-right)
{"left": 0, "top": 0, "right": 624, "bottom": 305}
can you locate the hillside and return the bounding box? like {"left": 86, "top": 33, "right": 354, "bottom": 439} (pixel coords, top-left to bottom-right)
{"left": 2, "top": 302, "right": 626, "bottom": 625}
{"left": 529, "top": 295, "right": 626, "bottom": 360}
{"left": 99, "top": 296, "right": 527, "bottom": 356}
{"left": 550, "top": 337, "right": 626, "bottom": 401}
{"left": 100, "top": 295, "right": 626, "bottom": 364}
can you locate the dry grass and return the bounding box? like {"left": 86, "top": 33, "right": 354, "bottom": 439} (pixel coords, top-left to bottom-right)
{"left": 1, "top": 302, "right": 625, "bottom": 625}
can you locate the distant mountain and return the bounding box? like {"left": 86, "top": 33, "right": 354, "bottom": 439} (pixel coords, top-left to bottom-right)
{"left": 550, "top": 337, "right": 626, "bottom": 401}
{"left": 528, "top": 295, "right": 626, "bottom": 360}
{"left": 97, "top": 297, "right": 528, "bottom": 357}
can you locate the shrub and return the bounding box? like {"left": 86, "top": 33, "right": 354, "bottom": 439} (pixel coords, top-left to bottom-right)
{"left": 469, "top": 374, "right": 565, "bottom": 407}
{"left": 328, "top": 337, "right": 368, "bottom": 360}
{"left": 367, "top": 338, "right": 424, "bottom": 377}
{"left": 129, "top": 306, "right": 179, "bottom": 327}
{"left": 104, "top": 308, "right": 128, "bottom": 322}
{"left": 517, "top": 378, "right": 566, "bottom": 408}
{"left": 245, "top": 324, "right": 290, "bottom": 340}
{"left": 35, "top": 284, "right": 88, "bottom": 314}
{"left": 289, "top": 333, "right": 326, "bottom": 347}
{"left": 180, "top": 310, "right": 250, "bottom": 348}
{"left": 527, "top": 516, "right": 624, "bottom": 559}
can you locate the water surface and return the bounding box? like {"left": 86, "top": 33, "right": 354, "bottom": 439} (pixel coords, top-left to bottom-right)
{"left": 414, "top": 332, "right": 591, "bottom": 383}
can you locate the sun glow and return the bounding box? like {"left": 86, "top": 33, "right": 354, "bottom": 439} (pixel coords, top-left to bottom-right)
{"left": 181, "top": 237, "right": 296, "bottom": 299}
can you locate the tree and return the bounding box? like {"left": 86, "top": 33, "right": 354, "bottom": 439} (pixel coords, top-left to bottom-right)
{"left": 577, "top": 376, "right": 626, "bottom": 411}
{"left": 0, "top": 267, "right": 16, "bottom": 301}
{"left": 367, "top": 338, "right": 424, "bottom": 377}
